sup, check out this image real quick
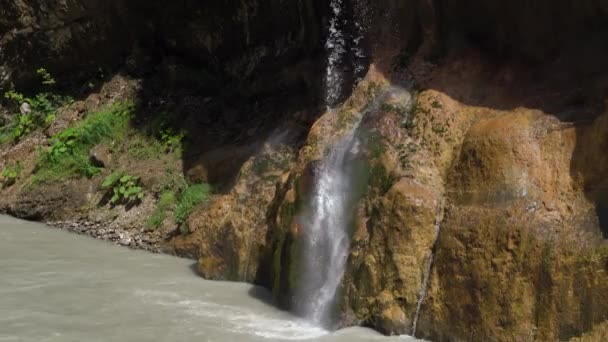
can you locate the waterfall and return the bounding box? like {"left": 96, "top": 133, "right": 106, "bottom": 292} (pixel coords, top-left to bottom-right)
{"left": 296, "top": 130, "right": 362, "bottom": 325}
{"left": 324, "top": 0, "right": 347, "bottom": 107}
{"left": 411, "top": 221, "right": 442, "bottom": 336}
{"left": 295, "top": 0, "right": 368, "bottom": 326}
{"left": 324, "top": 0, "right": 368, "bottom": 107}
{"left": 351, "top": 0, "right": 368, "bottom": 86}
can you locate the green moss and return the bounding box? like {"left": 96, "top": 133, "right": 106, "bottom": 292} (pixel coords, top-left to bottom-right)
{"left": 367, "top": 133, "right": 386, "bottom": 160}
{"left": 365, "top": 82, "right": 383, "bottom": 102}
{"left": 370, "top": 163, "right": 394, "bottom": 195}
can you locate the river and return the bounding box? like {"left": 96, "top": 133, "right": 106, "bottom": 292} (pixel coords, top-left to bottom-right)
{"left": 0, "top": 215, "right": 421, "bottom": 342}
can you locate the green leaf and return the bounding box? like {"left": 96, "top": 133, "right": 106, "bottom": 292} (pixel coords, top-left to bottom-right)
{"left": 111, "top": 193, "right": 120, "bottom": 203}
{"left": 101, "top": 174, "right": 118, "bottom": 188}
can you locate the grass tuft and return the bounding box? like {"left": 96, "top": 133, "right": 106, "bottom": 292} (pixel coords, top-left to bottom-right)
{"left": 146, "top": 191, "right": 176, "bottom": 230}
{"left": 175, "top": 183, "right": 211, "bottom": 226}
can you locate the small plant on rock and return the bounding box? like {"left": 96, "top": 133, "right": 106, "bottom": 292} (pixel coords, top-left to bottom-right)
{"left": 146, "top": 191, "right": 176, "bottom": 230}
{"left": 175, "top": 183, "right": 211, "bottom": 232}
{"left": 1, "top": 68, "right": 72, "bottom": 142}
{"left": 101, "top": 172, "right": 144, "bottom": 205}
{"left": 159, "top": 126, "right": 185, "bottom": 152}
{"left": 46, "top": 129, "right": 79, "bottom": 162}
{"left": 1, "top": 162, "right": 23, "bottom": 188}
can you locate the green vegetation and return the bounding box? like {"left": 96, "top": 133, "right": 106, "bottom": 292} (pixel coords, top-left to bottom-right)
{"left": 127, "top": 112, "right": 186, "bottom": 160}
{"left": 406, "top": 96, "right": 429, "bottom": 131}
{"left": 32, "top": 102, "right": 132, "bottom": 183}
{"left": 1, "top": 162, "right": 23, "bottom": 188}
{"left": 370, "top": 163, "right": 394, "bottom": 195}
{"left": 367, "top": 133, "right": 386, "bottom": 159}
{"left": 127, "top": 135, "right": 164, "bottom": 160}
{"left": 128, "top": 126, "right": 184, "bottom": 161}
{"left": 146, "top": 191, "right": 176, "bottom": 230}
{"left": 160, "top": 127, "right": 185, "bottom": 152}
{"left": 382, "top": 103, "right": 410, "bottom": 121}
{"left": 396, "top": 142, "right": 418, "bottom": 170}
{"left": 1, "top": 68, "right": 72, "bottom": 143}
{"left": 175, "top": 183, "right": 211, "bottom": 226}
{"left": 432, "top": 122, "right": 448, "bottom": 135}
{"left": 101, "top": 172, "right": 144, "bottom": 205}
{"left": 364, "top": 82, "right": 383, "bottom": 102}
{"left": 146, "top": 180, "right": 211, "bottom": 233}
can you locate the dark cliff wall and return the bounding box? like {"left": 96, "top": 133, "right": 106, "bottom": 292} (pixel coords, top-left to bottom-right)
{"left": 0, "top": 0, "right": 326, "bottom": 88}
{"left": 3, "top": 0, "right": 608, "bottom": 88}
{"left": 0, "top": 0, "right": 135, "bottom": 86}
{"left": 434, "top": 0, "right": 608, "bottom": 60}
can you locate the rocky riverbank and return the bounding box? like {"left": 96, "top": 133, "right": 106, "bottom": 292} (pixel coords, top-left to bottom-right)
{"left": 2, "top": 1, "right": 608, "bottom": 341}
{"left": 46, "top": 219, "right": 163, "bottom": 252}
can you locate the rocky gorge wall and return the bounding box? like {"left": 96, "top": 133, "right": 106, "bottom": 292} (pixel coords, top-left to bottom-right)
{"left": 2, "top": 1, "right": 608, "bottom": 341}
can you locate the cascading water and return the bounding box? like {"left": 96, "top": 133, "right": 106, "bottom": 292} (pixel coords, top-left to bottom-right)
{"left": 324, "top": 0, "right": 369, "bottom": 107}
{"left": 294, "top": 0, "right": 368, "bottom": 326}
{"left": 296, "top": 131, "right": 362, "bottom": 325}
{"left": 411, "top": 220, "right": 442, "bottom": 337}
{"left": 324, "top": 0, "right": 347, "bottom": 107}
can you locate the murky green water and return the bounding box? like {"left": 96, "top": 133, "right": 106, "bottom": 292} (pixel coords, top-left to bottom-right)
{"left": 0, "top": 215, "right": 421, "bottom": 342}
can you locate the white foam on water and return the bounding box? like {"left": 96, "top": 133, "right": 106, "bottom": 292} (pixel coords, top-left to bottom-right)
{"left": 135, "top": 290, "right": 329, "bottom": 340}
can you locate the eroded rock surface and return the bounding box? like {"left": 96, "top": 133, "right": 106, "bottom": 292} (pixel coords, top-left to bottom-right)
{"left": 1, "top": 1, "right": 608, "bottom": 341}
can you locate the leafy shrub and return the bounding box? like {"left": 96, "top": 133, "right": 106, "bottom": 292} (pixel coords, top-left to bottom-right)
{"left": 2, "top": 68, "right": 72, "bottom": 142}
{"left": 175, "top": 183, "right": 211, "bottom": 226}
{"left": 101, "top": 172, "right": 144, "bottom": 205}
{"left": 146, "top": 191, "right": 176, "bottom": 230}
{"left": 160, "top": 127, "right": 185, "bottom": 152}
{"left": 32, "top": 102, "right": 132, "bottom": 183}
{"left": 1, "top": 162, "right": 23, "bottom": 188}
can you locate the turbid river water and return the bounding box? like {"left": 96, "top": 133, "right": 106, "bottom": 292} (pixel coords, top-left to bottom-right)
{"left": 0, "top": 215, "right": 421, "bottom": 342}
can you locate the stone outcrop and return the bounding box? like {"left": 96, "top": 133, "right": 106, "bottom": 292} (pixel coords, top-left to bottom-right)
{"left": 1, "top": 1, "right": 608, "bottom": 341}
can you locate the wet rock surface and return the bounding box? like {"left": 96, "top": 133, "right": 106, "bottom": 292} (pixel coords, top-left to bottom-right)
{"left": 1, "top": 1, "right": 608, "bottom": 341}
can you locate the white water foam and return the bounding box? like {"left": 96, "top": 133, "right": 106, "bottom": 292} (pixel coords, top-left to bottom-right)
{"left": 136, "top": 289, "right": 329, "bottom": 340}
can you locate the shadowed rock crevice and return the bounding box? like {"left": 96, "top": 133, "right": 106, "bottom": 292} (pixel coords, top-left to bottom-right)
{"left": 598, "top": 203, "right": 608, "bottom": 239}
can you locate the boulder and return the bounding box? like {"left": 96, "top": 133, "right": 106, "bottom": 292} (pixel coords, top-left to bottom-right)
{"left": 89, "top": 144, "right": 111, "bottom": 168}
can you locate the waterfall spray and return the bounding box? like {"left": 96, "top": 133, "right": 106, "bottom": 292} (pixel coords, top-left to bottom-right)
{"left": 294, "top": 0, "right": 369, "bottom": 326}
{"left": 324, "top": 0, "right": 347, "bottom": 107}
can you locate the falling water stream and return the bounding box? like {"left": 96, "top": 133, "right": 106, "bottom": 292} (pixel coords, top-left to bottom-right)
{"left": 296, "top": 125, "right": 363, "bottom": 325}
{"left": 296, "top": 0, "right": 369, "bottom": 326}
{"left": 411, "top": 222, "right": 442, "bottom": 336}
{"left": 324, "top": 0, "right": 347, "bottom": 106}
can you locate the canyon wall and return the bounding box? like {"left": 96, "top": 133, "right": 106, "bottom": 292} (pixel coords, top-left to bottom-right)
{"left": 2, "top": 1, "right": 608, "bottom": 341}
